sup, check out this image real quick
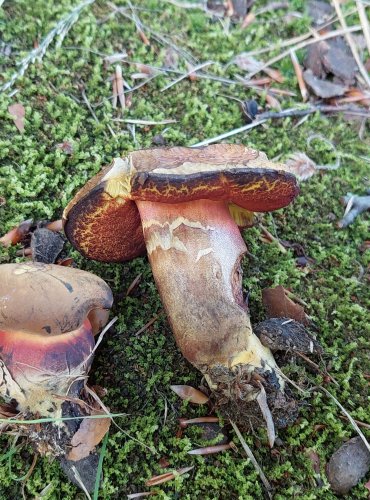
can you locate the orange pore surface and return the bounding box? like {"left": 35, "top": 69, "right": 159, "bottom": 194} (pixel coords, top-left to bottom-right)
{"left": 0, "top": 319, "right": 94, "bottom": 379}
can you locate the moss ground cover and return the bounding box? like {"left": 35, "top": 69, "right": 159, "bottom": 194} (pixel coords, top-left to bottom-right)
{"left": 0, "top": 1, "right": 369, "bottom": 498}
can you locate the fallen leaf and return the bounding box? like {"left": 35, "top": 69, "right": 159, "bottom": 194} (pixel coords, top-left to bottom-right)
{"left": 262, "top": 285, "right": 309, "bottom": 325}
{"left": 0, "top": 197, "right": 5, "bottom": 207}
{"left": 232, "top": 54, "right": 282, "bottom": 82}
{"left": 145, "top": 466, "right": 194, "bottom": 487}
{"left": 67, "top": 411, "right": 111, "bottom": 461}
{"left": 188, "top": 443, "right": 233, "bottom": 455}
{"left": 303, "top": 69, "right": 347, "bottom": 98}
{"left": 30, "top": 228, "right": 65, "bottom": 263}
{"left": 8, "top": 103, "right": 25, "bottom": 132}
{"left": 170, "top": 385, "right": 209, "bottom": 405}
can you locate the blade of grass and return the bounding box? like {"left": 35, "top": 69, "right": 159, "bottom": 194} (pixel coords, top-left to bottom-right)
{"left": 93, "top": 430, "right": 109, "bottom": 500}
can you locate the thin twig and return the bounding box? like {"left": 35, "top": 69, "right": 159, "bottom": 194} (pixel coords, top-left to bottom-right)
{"left": 246, "top": 26, "right": 362, "bottom": 79}
{"left": 1, "top": 0, "right": 95, "bottom": 93}
{"left": 245, "top": 8, "right": 359, "bottom": 56}
{"left": 230, "top": 421, "right": 273, "bottom": 499}
{"left": 332, "top": 0, "right": 370, "bottom": 88}
{"left": 356, "top": 0, "right": 370, "bottom": 55}
{"left": 113, "top": 118, "right": 177, "bottom": 125}
{"left": 160, "top": 61, "right": 215, "bottom": 91}
{"left": 319, "top": 386, "right": 370, "bottom": 453}
{"left": 134, "top": 314, "right": 161, "bottom": 336}
{"left": 191, "top": 105, "right": 370, "bottom": 147}
{"left": 290, "top": 49, "right": 308, "bottom": 102}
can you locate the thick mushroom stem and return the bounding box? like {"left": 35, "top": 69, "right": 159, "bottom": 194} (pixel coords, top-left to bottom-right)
{"left": 137, "top": 199, "right": 291, "bottom": 425}
{"left": 0, "top": 319, "right": 94, "bottom": 416}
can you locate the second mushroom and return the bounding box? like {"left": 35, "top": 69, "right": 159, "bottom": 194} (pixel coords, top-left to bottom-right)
{"left": 63, "top": 144, "right": 300, "bottom": 432}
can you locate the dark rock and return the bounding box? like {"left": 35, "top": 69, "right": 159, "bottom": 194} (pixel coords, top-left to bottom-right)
{"left": 326, "top": 437, "right": 370, "bottom": 495}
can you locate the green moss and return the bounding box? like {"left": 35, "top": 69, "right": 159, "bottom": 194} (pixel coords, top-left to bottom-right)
{"left": 0, "top": 0, "right": 369, "bottom": 498}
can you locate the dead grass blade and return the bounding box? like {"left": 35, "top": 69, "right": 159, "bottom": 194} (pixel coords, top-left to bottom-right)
{"left": 256, "top": 383, "right": 276, "bottom": 448}
{"left": 246, "top": 25, "right": 362, "bottom": 79}
{"left": 230, "top": 421, "right": 273, "bottom": 499}
{"left": 356, "top": 0, "right": 370, "bottom": 54}
{"left": 332, "top": 0, "right": 370, "bottom": 88}
{"left": 161, "top": 61, "right": 215, "bottom": 92}
{"left": 319, "top": 386, "right": 370, "bottom": 453}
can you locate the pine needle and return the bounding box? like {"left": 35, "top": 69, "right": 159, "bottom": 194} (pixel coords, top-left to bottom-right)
{"left": 1, "top": 0, "right": 95, "bottom": 93}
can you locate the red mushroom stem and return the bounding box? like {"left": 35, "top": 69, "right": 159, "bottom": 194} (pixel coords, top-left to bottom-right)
{"left": 137, "top": 199, "right": 290, "bottom": 426}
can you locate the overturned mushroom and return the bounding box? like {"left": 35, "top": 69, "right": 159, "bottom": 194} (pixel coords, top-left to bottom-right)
{"left": 0, "top": 262, "right": 113, "bottom": 458}
{"left": 63, "top": 144, "right": 300, "bottom": 431}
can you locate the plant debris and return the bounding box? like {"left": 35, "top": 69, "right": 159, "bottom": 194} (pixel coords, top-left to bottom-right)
{"left": 8, "top": 103, "right": 25, "bottom": 132}
{"left": 338, "top": 191, "right": 370, "bottom": 228}
{"left": 170, "top": 385, "right": 209, "bottom": 405}
{"left": 262, "top": 286, "right": 309, "bottom": 325}
{"left": 67, "top": 410, "right": 111, "bottom": 461}
{"left": 188, "top": 443, "right": 233, "bottom": 455}
{"left": 254, "top": 318, "right": 322, "bottom": 354}
{"left": 145, "top": 466, "right": 194, "bottom": 487}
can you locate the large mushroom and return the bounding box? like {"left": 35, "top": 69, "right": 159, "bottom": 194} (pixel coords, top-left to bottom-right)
{"left": 63, "top": 144, "right": 300, "bottom": 430}
{"left": 0, "top": 262, "right": 113, "bottom": 457}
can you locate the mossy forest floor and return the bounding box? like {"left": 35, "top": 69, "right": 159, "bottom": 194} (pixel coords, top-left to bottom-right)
{"left": 0, "top": 1, "right": 369, "bottom": 498}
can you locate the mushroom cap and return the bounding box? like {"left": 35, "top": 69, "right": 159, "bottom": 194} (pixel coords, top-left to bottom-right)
{"left": 63, "top": 144, "right": 299, "bottom": 262}
{"left": 0, "top": 263, "right": 113, "bottom": 335}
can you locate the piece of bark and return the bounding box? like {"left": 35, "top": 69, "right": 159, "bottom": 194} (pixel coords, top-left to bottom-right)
{"left": 303, "top": 69, "right": 347, "bottom": 99}
{"left": 31, "top": 228, "right": 65, "bottom": 263}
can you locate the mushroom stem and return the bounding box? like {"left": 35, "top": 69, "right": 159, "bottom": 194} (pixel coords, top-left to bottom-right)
{"left": 0, "top": 319, "right": 94, "bottom": 416}
{"left": 137, "top": 199, "right": 294, "bottom": 427}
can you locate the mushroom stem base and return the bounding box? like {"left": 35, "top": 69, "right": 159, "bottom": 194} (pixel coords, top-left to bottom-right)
{"left": 205, "top": 363, "right": 298, "bottom": 430}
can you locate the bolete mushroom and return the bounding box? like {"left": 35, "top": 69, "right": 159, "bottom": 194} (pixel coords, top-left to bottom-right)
{"left": 63, "top": 144, "right": 300, "bottom": 430}
{"left": 0, "top": 262, "right": 112, "bottom": 440}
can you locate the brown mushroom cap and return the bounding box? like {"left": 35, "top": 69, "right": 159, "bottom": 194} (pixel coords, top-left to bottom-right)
{"left": 0, "top": 263, "right": 113, "bottom": 335}
{"left": 63, "top": 144, "right": 299, "bottom": 262}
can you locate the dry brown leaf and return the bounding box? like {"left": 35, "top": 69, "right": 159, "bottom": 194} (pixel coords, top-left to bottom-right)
{"left": 265, "top": 93, "right": 281, "bottom": 111}
{"left": 145, "top": 466, "right": 194, "bottom": 487}
{"left": 8, "top": 103, "right": 25, "bottom": 132}
{"left": 170, "top": 385, "right": 209, "bottom": 404}
{"left": 262, "top": 285, "right": 309, "bottom": 325}
{"left": 67, "top": 411, "right": 111, "bottom": 461}
{"left": 188, "top": 443, "right": 232, "bottom": 455}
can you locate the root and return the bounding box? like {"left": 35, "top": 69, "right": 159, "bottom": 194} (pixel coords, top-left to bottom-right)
{"left": 205, "top": 364, "right": 299, "bottom": 431}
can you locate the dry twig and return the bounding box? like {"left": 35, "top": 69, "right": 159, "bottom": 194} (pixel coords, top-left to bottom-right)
{"left": 332, "top": 0, "right": 370, "bottom": 88}
{"left": 230, "top": 421, "right": 273, "bottom": 499}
